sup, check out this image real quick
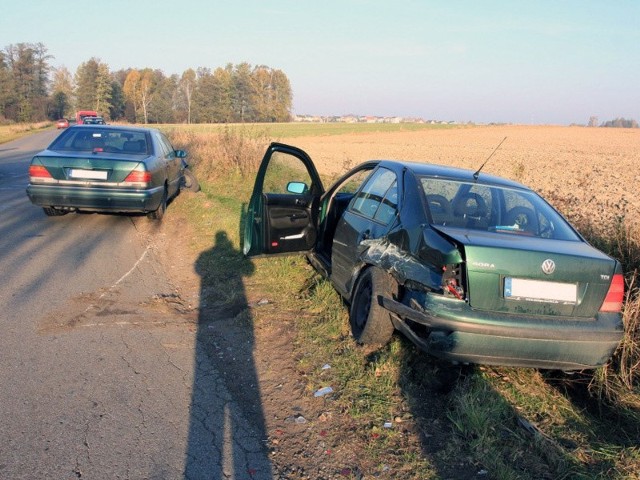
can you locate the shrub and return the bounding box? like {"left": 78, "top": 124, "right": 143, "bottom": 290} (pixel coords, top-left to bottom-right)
{"left": 167, "top": 126, "right": 271, "bottom": 181}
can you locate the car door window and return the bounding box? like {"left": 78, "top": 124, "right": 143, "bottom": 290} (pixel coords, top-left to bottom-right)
{"left": 350, "top": 168, "right": 398, "bottom": 223}
{"left": 373, "top": 179, "right": 398, "bottom": 224}
{"left": 151, "top": 131, "right": 169, "bottom": 158}
{"left": 263, "top": 151, "right": 314, "bottom": 194}
{"left": 159, "top": 132, "right": 176, "bottom": 158}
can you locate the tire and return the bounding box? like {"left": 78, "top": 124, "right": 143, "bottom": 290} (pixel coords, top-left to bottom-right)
{"left": 349, "top": 267, "right": 398, "bottom": 346}
{"left": 43, "top": 207, "right": 67, "bottom": 217}
{"left": 182, "top": 168, "right": 200, "bottom": 192}
{"left": 148, "top": 187, "right": 167, "bottom": 221}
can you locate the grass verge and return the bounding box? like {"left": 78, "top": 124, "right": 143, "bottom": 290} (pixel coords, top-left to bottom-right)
{"left": 162, "top": 121, "right": 462, "bottom": 140}
{"left": 166, "top": 127, "right": 640, "bottom": 479}
{"left": 0, "top": 121, "right": 53, "bottom": 144}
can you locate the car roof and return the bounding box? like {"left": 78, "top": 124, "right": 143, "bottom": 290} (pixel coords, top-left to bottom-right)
{"left": 376, "top": 159, "right": 528, "bottom": 190}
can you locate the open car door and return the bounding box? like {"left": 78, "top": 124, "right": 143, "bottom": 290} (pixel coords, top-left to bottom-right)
{"left": 243, "top": 143, "right": 324, "bottom": 257}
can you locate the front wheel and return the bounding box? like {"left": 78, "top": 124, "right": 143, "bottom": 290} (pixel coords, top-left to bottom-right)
{"left": 182, "top": 168, "right": 200, "bottom": 192}
{"left": 349, "top": 267, "right": 397, "bottom": 346}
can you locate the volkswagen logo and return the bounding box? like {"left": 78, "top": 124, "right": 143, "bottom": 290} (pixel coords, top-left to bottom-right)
{"left": 541, "top": 259, "right": 556, "bottom": 275}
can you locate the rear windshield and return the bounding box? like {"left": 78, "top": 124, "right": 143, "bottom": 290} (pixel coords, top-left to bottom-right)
{"left": 83, "top": 117, "right": 105, "bottom": 124}
{"left": 419, "top": 177, "right": 581, "bottom": 241}
{"left": 49, "top": 127, "right": 150, "bottom": 155}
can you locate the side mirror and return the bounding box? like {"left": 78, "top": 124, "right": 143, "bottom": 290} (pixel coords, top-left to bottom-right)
{"left": 287, "top": 181, "right": 308, "bottom": 194}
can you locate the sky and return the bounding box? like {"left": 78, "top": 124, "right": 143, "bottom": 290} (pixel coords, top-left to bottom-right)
{"left": 1, "top": 0, "right": 638, "bottom": 125}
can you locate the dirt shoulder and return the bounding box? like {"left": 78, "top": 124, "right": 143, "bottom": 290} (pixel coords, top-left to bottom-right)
{"left": 151, "top": 203, "right": 374, "bottom": 478}
{"left": 152, "top": 201, "right": 486, "bottom": 479}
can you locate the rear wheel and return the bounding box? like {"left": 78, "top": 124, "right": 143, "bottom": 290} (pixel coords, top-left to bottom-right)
{"left": 349, "top": 267, "right": 397, "bottom": 346}
{"left": 148, "top": 187, "right": 167, "bottom": 221}
{"left": 42, "top": 207, "right": 67, "bottom": 217}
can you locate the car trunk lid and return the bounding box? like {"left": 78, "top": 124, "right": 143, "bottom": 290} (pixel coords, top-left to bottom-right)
{"left": 33, "top": 151, "right": 145, "bottom": 183}
{"left": 432, "top": 226, "right": 617, "bottom": 318}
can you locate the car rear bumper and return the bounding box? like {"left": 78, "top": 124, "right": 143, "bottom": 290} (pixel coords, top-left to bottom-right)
{"left": 381, "top": 295, "right": 623, "bottom": 370}
{"left": 26, "top": 184, "right": 164, "bottom": 213}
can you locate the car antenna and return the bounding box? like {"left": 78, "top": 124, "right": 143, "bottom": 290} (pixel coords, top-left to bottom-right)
{"left": 473, "top": 136, "right": 507, "bottom": 180}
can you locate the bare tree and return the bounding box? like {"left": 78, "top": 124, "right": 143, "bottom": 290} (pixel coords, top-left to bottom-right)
{"left": 180, "top": 69, "right": 196, "bottom": 124}
{"left": 123, "top": 69, "right": 154, "bottom": 123}
{"left": 123, "top": 69, "right": 141, "bottom": 121}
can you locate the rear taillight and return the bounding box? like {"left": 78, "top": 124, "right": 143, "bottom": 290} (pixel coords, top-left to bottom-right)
{"left": 123, "top": 170, "right": 151, "bottom": 185}
{"left": 29, "top": 164, "right": 57, "bottom": 183}
{"left": 600, "top": 274, "right": 624, "bottom": 312}
{"left": 442, "top": 263, "right": 465, "bottom": 300}
{"left": 29, "top": 165, "right": 52, "bottom": 178}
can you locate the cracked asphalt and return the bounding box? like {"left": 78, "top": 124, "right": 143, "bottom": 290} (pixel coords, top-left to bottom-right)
{"left": 0, "top": 132, "right": 273, "bottom": 479}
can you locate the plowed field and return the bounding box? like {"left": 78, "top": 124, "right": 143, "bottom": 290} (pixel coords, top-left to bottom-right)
{"left": 286, "top": 125, "right": 639, "bottom": 231}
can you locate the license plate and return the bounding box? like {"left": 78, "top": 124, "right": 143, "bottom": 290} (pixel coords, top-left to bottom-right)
{"left": 504, "top": 277, "right": 577, "bottom": 304}
{"left": 69, "top": 169, "right": 108, "bottom": 180}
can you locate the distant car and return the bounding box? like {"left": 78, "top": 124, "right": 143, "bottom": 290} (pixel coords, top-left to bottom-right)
{"left": 82, "top": 116, "right": 105, "bottom": 125}
{"left": 56, "top": 118, "right": 69, "bottom": 129}
{"left": 26, "top": 125, "right": 188, "bottom": 220}
{"left": 244, "top": 143, "right": 624, "bottom": 371}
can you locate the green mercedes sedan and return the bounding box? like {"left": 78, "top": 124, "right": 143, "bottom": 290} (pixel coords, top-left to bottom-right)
{"left": 244, "top": 143, "right": 624, "bottom": 371}
{"left": 26, "top": 124, "right": 187, "bottom": 220}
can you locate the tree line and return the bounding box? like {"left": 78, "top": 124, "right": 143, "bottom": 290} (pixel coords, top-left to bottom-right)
{"left": 600, "top": 118, "right": 638, "bottom": 129}
{"left": 0, "top": 42, "right": 293, "bottom": 124}
{"left": 587, "top": 116, "right": 638, "bottom": 128}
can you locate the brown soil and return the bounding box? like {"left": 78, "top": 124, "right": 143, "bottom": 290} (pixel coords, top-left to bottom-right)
{"left": 158, "top": 125, "right": 639, "bottom": 478}
{"left": 288, "top": 125, "right": 640, "bottom": 228}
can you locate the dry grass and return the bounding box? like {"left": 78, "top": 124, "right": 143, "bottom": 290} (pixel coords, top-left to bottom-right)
{"left": 619, "top": 281, "right": 640, "bottom": 390}
{"left": 543, "top": 188, "right": 640, "bottom": 401}
{"left": 591, "top": 279, "right": 640, "bottom": 404}
{"left": 166, "top": 125, "right": 272, "bottom": 179}
{"left": 0, "top": 121, "right": 52, "bottom": 143}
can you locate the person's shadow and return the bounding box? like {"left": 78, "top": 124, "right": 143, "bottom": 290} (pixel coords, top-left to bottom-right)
{"left": 184, "top": 230, "right": 273, "bottom": 479}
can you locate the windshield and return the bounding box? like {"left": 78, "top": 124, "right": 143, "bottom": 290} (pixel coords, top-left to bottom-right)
{"left": 49, "top": 127, "right": 150, "bottom": 155}
{"left": 419, "top": 177, "right": 580, "bottom": 241}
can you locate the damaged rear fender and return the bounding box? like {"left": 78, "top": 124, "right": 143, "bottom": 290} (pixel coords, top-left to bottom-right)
{"left": 359, "top": 238, "right": 443, "bottom": 292}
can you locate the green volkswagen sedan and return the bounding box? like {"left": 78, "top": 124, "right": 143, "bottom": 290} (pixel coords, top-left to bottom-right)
{"left": 26, "top": 125, "right": 187, "bottom": 220}
{"left": 244, "top": 143, "right": 624, "bottom": 371}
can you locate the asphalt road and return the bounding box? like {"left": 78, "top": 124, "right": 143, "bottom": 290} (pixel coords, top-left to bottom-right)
{"left": 0, "top": 131, "right": 273, "bottom": 479}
